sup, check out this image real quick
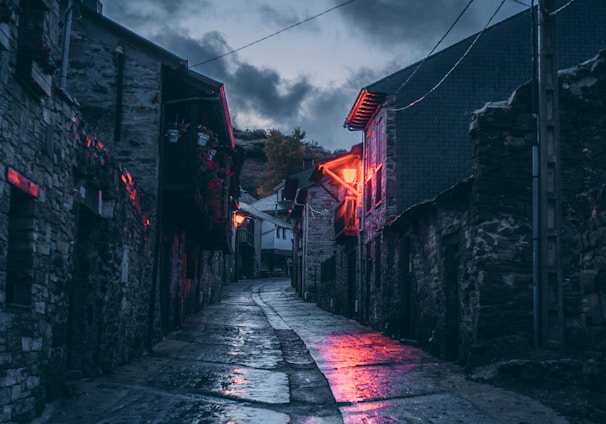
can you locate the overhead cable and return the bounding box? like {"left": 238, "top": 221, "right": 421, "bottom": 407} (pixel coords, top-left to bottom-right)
{"left": 510, "top": 0, "right": 531, "bottom": 7}
{"left": 190, "top": 0, "right": 357, "bottom": 68}
{"left": 393, "top": 0, "right": 476, "bottom": 98}
{"left": 548, "top": 0, "right": 577, "bottom": 16}
{"left": 391, "top": 0, "right": 507, "bottom": 112}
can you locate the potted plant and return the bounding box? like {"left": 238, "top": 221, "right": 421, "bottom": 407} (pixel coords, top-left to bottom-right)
{"left": 196, "top": 125, "right": 211, "bottom": 146}
{"left": 166, "top": 118, "right": 190, "bottom": 143}
{"left": 198, "top": 144, "right": 234, "bottom": 223}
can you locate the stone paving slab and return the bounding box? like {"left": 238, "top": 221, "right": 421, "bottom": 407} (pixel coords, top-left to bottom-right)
{"left": 258, "top": 279, "right": 570, "bottom": 424}
{"left": 149, "top": 360, "right": 290, "bottom": 404}
{"left": 34, "top": 279, "right": 571, "bottom": 423}
{"left": 340, "top": 392, "right": 500, "bottom": 424}
{"left": 175, "top": 342, "right": 284, "bottom": 369}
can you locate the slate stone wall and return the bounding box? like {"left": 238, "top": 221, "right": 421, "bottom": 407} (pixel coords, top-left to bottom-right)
{"left": 558, "top": 51, "right": 606, "bottom": 356}
{"left": 68, "top": 14, "right": 163, "bottom": 196}
{"left": 0, "top": 1, "right": 82, "bottom": 420}
{"left": 467, "top": 83, "right": 535, "bottom": 363}
{"left": 301, "top": 186, "right": 336, "bottom": 305}
{"left": 467, "top": 49, "right": 606, "bottom": 363}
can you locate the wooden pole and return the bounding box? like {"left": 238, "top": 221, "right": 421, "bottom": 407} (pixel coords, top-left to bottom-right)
{"left": 537, "top": 0, "right": 563, "bottom": 348}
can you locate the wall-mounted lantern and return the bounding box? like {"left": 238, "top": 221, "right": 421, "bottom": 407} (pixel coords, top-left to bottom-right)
{"left": 342, "top": 168, "right": 357, "bottom": 185}
{"left": 234, "top": 212, "right": 246, "bottom": 228}
{"left": 313, "top": 145, "right": 363, "bottom": 238}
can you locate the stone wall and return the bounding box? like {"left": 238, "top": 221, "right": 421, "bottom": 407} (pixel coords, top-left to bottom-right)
{"left": 468, "top": 49, "right": 606, "bottom": 364}
{"left": 0, "top": 1, "right": 83, "bottom": 420}
{"left": 68, "top": 12, "right": 163, "bottom": 200}
{"left": 66, "top": 118, "right": 156, "bottom": 377}
{"left": 558, "top": 51, "right": 606, "bottom": 356}
{"left": 382, "top": 184, "right": 472, "bottom": 359}
{"left": 301, "top": 186, "right": 336, "bottom": 304}
{"left": 467, "top": 83, "right": 535, "bottom": 363}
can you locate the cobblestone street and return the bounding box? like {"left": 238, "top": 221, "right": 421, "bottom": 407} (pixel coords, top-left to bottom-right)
{"left": 34, "top": 278, "right": 569, "bottom": 423}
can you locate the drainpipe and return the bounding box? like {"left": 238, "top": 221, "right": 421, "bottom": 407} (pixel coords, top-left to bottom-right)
{"left": 114, "top": 43, "right": 124, "bottom": 142}
{"left": 357, "top": 131, "right": 366, "bottom": 320}
{"left": 530, "top": 0, "right": 540, "bottom": 348}
{"left": 59, "top": 0, "right": 76, "bottom": 89}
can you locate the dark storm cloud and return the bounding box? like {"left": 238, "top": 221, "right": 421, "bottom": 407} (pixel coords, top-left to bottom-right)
{"left": 155, "top": 31, "right": 232, "bottom": 77}
{"left": 101, "top": 0, "right": 315, "bottom": 128}
{"left": 102, "top": 0, "right": 211, "bottom": 23}
{"left": 229, "top": 63, "right": 312, "bottom": 119}
{"left": 334, "top": 0, "right": 527, "bottom": 51}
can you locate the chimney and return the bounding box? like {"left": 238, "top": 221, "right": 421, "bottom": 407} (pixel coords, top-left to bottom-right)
{"left": 82, "top": 0, "right": 103, "bottom": 14}
{"left": 303, "top": 158, "right": 315, "bottom": 169}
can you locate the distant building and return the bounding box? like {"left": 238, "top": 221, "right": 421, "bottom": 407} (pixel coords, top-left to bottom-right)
{"left": 252, "top": 186, "right": 293, "bottom": 277}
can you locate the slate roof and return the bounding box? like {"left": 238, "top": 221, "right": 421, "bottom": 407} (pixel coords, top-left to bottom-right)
{"left": 240, "top": 202, "right": 290, "bottom": 228}
{"left": 345, "top": 1, "right": 606, "bottom": 211}
{"left": 251, "top": 194, "right": 282, "bottom": 215}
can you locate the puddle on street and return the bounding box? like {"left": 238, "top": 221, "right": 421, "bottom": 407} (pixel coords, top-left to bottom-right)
{"left": 317, "top": 332, "right": 437, "bottom": 403}
{"left": 151, "top": 361, "right": 290, "bottom": 404}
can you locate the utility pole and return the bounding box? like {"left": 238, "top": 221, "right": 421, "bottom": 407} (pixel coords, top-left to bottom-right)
{"left": 537, "top": 0, "right": 563, "bottom": 348}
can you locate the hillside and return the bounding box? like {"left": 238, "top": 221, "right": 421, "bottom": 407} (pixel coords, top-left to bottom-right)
{"left": 233, "top": 128, "right": 337, "bottom": 199}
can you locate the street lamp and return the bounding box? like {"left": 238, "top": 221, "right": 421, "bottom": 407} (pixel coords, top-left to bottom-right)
{"left": 343, "top": 168, "right": 357, "bottom": 184}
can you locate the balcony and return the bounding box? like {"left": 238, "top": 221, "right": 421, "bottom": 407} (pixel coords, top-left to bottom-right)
{"left": 163, "top": 134, "right": 199, "bottom": 194}
{"left": 162, "top": 133, "right": 234, "bottom": 251}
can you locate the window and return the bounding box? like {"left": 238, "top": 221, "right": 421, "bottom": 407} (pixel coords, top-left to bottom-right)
{"left": 375, "top": 166, "right": 383, "bottom": 206}
{"left": 16, "top": 0, "right": 54, "bottom": 96}
{"left": 6, "top": 187, "right": 36, "bottom": 306}
{"left": 365, "top": 178, "right": 372, "bottom": 214}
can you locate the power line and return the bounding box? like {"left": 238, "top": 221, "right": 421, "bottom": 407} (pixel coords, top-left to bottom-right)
{"left": 391, "top": 0, "right": 507, "bottom": 112}
{"left": 510, "top": 0, "right": 531, "bottom": 7}
{"left": 190, "top": 0, "right": 357, "bottom": 68}
{"left": 548, "top": 0, "right": 577, "bottom": 15}
{"left": 393, "top": 0, "right": 476, "bottom": 98}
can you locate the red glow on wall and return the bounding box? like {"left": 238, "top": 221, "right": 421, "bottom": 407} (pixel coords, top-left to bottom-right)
{"left": 121, "top": 169, "right": 139, "bottom": 206}
{"left": 7, "top": 168, "right": 39, "bottom": 198}
{"left": 316, "top": 149, "right": 362, "bottom": 236}
{"left": 83, "top": 135, "right": 107, "bottom": 166}
{"left": 121, "top": 168, "right": 152, "bottom": 231}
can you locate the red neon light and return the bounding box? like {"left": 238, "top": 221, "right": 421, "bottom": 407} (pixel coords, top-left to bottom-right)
{"left": 7, "top": 168, "right": 39, "bottom": 198}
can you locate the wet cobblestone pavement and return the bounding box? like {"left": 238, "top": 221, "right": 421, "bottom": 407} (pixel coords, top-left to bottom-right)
{"left": 34, "top": 278, "right": 570, "bottom": 423}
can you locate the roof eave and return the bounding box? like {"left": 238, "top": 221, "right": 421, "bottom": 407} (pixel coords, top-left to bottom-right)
{"left": 344, "top": 89, "right": 387, "bottom": 131}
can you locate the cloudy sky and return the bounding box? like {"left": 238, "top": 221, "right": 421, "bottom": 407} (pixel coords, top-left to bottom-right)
{"left": 101, "top": 0, "right": 529, "bottom": 151}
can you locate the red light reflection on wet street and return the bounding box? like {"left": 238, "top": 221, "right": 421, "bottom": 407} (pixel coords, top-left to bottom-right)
{"left": 315, "top": 331, "right": 436, "bottom": 403}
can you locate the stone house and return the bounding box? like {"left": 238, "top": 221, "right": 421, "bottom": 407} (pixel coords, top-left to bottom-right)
{"left": 0, "top": 0, "right": 239, "bottom": 421}
{"left": 288, "top": 166, "right": 338, "bottom": 303}
{"left": 67, "top": 0, "right": 241, "bottom": 338}
{"left": 303, "top": 1, "right": 606, "bottom": 366}
{"left": 234, "top": 203, "right": 260, "bottom": 281}
{"left": 250, "top": 183, "right": 293, "bottom": 277}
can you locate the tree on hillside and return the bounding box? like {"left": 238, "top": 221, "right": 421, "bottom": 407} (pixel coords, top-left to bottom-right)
{"left": 257, "top": 128, "right": 306, "bottom": 197}
{"left": 303, "top": 140, "right": 339, "bottom": 167}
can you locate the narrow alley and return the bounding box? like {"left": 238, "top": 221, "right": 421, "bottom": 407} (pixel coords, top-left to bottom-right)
{"left": 34, "top": 278, "right": 568, "bottom": 424}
